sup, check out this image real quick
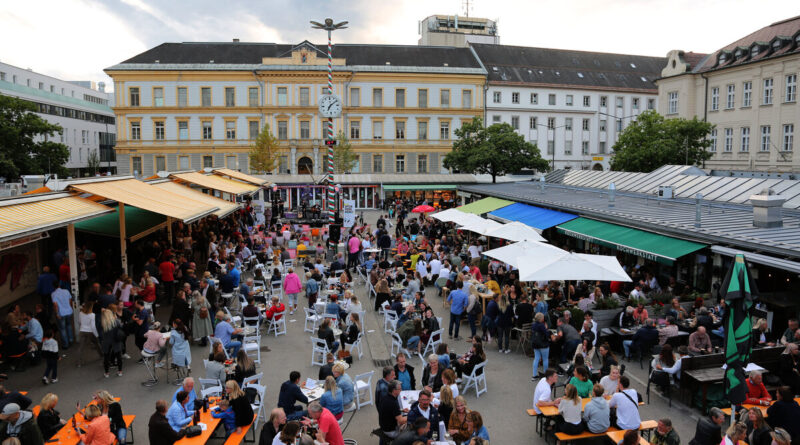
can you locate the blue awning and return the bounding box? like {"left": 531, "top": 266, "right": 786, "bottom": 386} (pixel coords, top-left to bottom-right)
{"left": 489, "top": 202, "right": 578, "bottom": 230}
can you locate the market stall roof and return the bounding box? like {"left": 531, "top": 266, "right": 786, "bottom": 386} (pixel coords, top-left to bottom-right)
{"left": 151, "top": 181, "right": 240, "bottom": 218}
{"left": 0, "top": 193, "right": 113, "bottom": 242}
{"left": 212, "top": 168, "right": 270, "bottom": 186}
{"left": 556, "top": 218, "right": 707, "bottom": 265}
{"left": 75, "top": 205, "right": 166, "bottom": 242}
{"left": 490, "top": 202, "right": 578, "bottom": 230}
{"left": 69, "top": 178, "right": 217, "bottom": 223}
{"left": 170, "top": 172, "right": 259, "bottom": 196}
{"left": 457, "top": 197, "right": 513, "bottom": 215}
{"left": 382, "top": 184, "right": 457, "bottom": 191}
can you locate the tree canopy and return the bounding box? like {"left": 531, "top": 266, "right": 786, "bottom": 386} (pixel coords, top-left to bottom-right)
{"left": 248, "top": 124, "right": 279, "bottom": 174}
{"left": 443, "top": 117, "right": 549, "bottom": 182}
{"left": 610, "top": 110, "right": 714, "bottom": 172}
{"left": 332, "top": 130, "right": 358, "bottom": 174}
{"left": 0, "top": 95, "right": 70, "bottom": 181}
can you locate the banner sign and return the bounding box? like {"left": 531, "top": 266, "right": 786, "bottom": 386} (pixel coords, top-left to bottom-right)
{"left": 342, "top": 199, "right": 356, "bottom": 227}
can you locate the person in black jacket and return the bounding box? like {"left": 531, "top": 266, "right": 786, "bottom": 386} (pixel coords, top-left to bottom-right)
{"left": 624, "top": 318, "right": 659, "bottom": 360}
{"left": 393, "top": 417, "right": 431, "bottom": 445}
{"left": 258, "top": 408, "right": 286, "bottom": 445}
{"left": 689, "top": 408, "right": 725, "bottom": 445}
{"left": 740, "top": 407, "right": 772, "bottom": 445}
{"left": 317, "top": 319, "right": 339, "bottom": 354}
{"left": 767, "top": 386, "right": 800, "bottom": 443}
{"left": 405, "top": 390, "right": 440, "bottom": 440}
{"left": 148, "top": 400, "right": 187, "bottom": 445}
{"left": 318, "top": 353, "right": 335, "bottom": 381}
{"left": 225, "top": 380, "right": 254, "bottom": 434}
{"left": 36, "top": 393, "right": 65, "bottom": 440}
{"left": 394, "top": 353, "right": 416, "bottom": 391}
{"left": 0, "top": 386, "right": 31, "bottom": 412}
{"left": 169, "top": 290, "right": 192, "bottom": 326}
{"left": 278, "top": 371, "right": 308, "bottom": 421}
{"left": 779, "top": 344, "right": 800, "bottom": 394}
{"left": 420, "top": 354, "right": 444, "bottom": 392}
{"left": 95, "top": 390, "right": 126, "bottom": 443}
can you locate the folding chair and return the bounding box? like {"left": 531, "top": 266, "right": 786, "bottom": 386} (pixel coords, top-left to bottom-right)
{"left": 242, "top": 372, "right": 263, "bottom": 387}
{"left": 242, "top": 334, "right": 261, "bottom": 365}
{"left": 199, "top": 377, "right": 223, "bottom": 398}
{"left": 345, "top": 332, "right": 364, "bottom": 360}
{"left": 245, "top": 383, "right": 267, "bottom": 431}
{"left": 311, "top": 337, "right": 330, "bottom": 366}
{"left": 354, "top": 370, "right": 375, "bottom": 409}
{"left": 139, "top": 350, "right": 159, "bottom": 387}
{"left": 390, "top": 332, "right": 410, "bottom": 358}
{"left": 420, "top": 328, "right": 444, "bottom": 361}
{"left": 304, "top": 307, "right": 321, "bottom": 333}
{"left": 383, "top": 310, "right": 398, "bottom": 334}
{"left": 461, "top": 361, "right": 488, "bottom": 398}
{"left": 268, "top": 312, "right": 287, "bottom": 337}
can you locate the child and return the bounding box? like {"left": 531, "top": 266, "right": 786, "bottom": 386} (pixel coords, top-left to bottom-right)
{"left": 41, "top": 330, "right": 59, "bottom": 384}
{"left": 211, "top": 399, "right": 236, "bottom": 437}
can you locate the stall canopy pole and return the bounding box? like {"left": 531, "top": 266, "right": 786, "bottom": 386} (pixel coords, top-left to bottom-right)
{"left": 167, "top": 216, "right": 173, "bottom": 244}
{"left": 119, "top": 203, "right": 128, "bottom": 275}
{"left": 67, "top": 223, "right": 81, "bottom": 337}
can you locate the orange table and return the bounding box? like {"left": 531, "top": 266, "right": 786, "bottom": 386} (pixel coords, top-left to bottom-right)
{"left": 607, "top": 429, "right": 651, "bottom": 445}
{"left": 174, "top": 401, "right": 222, "bottom": 445}
{"left": 538, "top": 395, "right": 644, "bottom": 416}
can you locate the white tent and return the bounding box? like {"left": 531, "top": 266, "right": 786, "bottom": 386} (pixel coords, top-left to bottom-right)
{"left": 485, "top": 221, "right": 547, "bottom": 243}
{"left": 431, "top": 208, "right": 468, "bottom": 223}
{"left": 517, "top": 252, "right": 631, "bottom": 282}
{"left": 459, "top": 217, "right": 504, "bottom": 236}
{"left": 483, "top": 240, "right": 565, "bottom": 268}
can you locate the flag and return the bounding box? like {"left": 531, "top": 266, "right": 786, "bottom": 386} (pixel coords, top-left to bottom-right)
{"left": 722, "top": 253, "right": 758, "bottom": 406}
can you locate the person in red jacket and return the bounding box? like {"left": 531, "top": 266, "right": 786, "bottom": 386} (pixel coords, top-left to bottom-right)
{"left": 266, "top": 296, "right": 286, "bottom": 321}
{"left": 745, "top": 371, "right": 772, "bottom": 406}
{"left": 159, "top": 257, "right": 176, "bottom": 304}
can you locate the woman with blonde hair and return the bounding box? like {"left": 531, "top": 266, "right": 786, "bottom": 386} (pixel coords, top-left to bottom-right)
{"left": 225, "top": 380, "right": 254, "bottom": 434}
{"left": 740, "top": 407, "right": 771, "bottom": 445}
{"left": 191, "top": 291, "right": 213, "bottom": 343}
{"left": 77, "top": 301, "right": 101, "bottom": 367}
{"left": 75, "top": 403, "right": 115, "bottom": 445}
{"left": 448, "top": 396, "right": 471, "bottom": 444}
{"left": 438, "top": 385, "right": 455, "bottom": 425}
{"left": 37, "top": 393, "right": 65, "bottom": 440}
{"left": 722, "top": 422, "right": 748, "bottom": 445}
{"left": 375, "top": 278, "right": 391, "bottom": 311}
{"left": 319, "top": 375, "right": 344, "bottom": 419}
{"left": 94, "top": 390, "right": 126, "bottom": 443}
{"left": 558, "top": 383, "right": 584, "bottom": 434}
{"left": 100, "top": 308, "right": 123, "bottom": 378}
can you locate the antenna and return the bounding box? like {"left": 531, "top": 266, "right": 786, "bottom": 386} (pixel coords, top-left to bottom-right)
{"left": 462, "top": 0, "right": 473, "bottom": 17}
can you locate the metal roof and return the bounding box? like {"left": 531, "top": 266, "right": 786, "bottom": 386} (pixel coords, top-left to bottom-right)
{"left": 459, "top": 181, "right": 800, "bottom": 261}
{"left": 265, "top": 173, "right": 480, "bottom": 186}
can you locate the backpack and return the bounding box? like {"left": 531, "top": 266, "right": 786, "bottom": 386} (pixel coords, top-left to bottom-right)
{"left": 531, "top": 327, "right": 549, "bottom": 349}
{"left": 469, "top": 301, "right": 482, "bottom": 317}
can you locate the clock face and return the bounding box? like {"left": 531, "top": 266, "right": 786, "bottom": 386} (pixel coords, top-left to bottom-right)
{"left": 318, "top": 94, "right": 342, "bottom": 118}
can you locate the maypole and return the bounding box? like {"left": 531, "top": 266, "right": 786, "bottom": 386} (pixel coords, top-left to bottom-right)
{"left": 325, "top": 28, "right": 335, "bottom": 223}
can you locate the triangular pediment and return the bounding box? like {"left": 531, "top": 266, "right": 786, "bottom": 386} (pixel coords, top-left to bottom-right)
{"left": 263, "top": 41, "right": 345, "bottom": 66}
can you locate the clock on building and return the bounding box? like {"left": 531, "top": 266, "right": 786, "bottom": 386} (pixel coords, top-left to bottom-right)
{"left": 318, "top": 93, "right": 342, "bottom": 118}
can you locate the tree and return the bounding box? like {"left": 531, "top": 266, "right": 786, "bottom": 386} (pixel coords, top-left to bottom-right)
{"left": 86, "top": 149, "right": 100, "bottom": 176}
{"left": 0, "top": 95, "right": 70, "bottom": 181}
{"left": 610, "top": 110, "right": 714, "bottom": 172}
{"left": 443, "top": 117, "right": 549, "bottom": 183}
{"left": 332, "top": 130, "right": 357, "bottom": 174}
{"left": 248, "top": 124, "right": 279, "bottom": 174}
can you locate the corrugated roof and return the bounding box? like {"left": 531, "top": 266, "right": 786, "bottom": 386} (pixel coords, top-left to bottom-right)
{"left": 170, "top": 172, "right": 259, "bottom": 196}
{"left": 151, "top": 181, "right": 240, "bottom": 218}
{"left": 0, "top": 194, "right": 113, "bottom": 242}
{"left": 266, "top": 173, "right": 480, "bottom": 186}
{"left": 211, "top": 168, "right": 269, "bottom": 186}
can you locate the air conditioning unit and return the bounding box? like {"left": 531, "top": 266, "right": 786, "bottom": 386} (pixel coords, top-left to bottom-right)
{"left": 657, "top": 186, "right": 673, "bottom": 199}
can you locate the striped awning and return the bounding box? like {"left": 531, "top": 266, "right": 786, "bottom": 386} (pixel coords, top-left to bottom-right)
{"left": 212, "top": 168, "right": 269, "bottom": 186}
{"left": 0, "top": 194, "right": 113, "bottom": 242}
{"left": 171, "top": 172, "right": 259, "bottom": 196}
{"left": 152, "top": 181, "right": 240, "bottom": 218}
{"left": 69, "top": 178, "right": 218, "bottom": 223}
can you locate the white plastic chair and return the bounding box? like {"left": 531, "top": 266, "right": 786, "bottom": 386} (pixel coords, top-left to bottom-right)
{"left": 271, "top": 281, "right": 283, "bottom": 298}
{"left": 283, "top": 259, "right": 294, "bottom": 271}
{"left": 390, "top": 332, "right": 410, "bottom": 358}
{"left": 354, "top": 370, "right": 375, "bottom": 409}
{"left": 420, "top": 328, "right": 444, "bottom": 361}
{"left": 368, "top": 281, "right": 377, "bottom": 300}
{"left": 206, "top": 336, "right": 230, "bottom": 360}
{"left": 268, "top": 312, "right": 287, "bottom": 337}
{"left": 461, "top": 361, "right": 488, "bottom": 398}
{"left": 378, "top": 300, "right": 390, "bottom": 315}
{"left": 310, "top": 336, "right": 330, "bottom": 366}
{"left": 304, "top": 307, "right": 321, "bottom": 333}
{"left": 242, "top": 372, "right": 263, "bottom": 387}
{"left": 245, "top": 383, "right": 267, "bottom": 430}
{"left": 224, "top": 307, "right": 242, "bottom": 327}
{"left": 345, "top": 332, "right": 364, "bottom": 360}
{"left": 383, "top": 310, "right": 398, "bottom": 334}
{"left": 242, "top": 334, "right": 261, "bottom": 365}
{"left": 199, "top": 377, "right": 223, "bottom": 398}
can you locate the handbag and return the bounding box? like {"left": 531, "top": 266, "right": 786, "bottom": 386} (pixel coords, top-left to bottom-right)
{"left": 184, "top": 425, "right": 202, "bottom": 437}
{"left": 199, "top": 307, "right": 209, "bottom": 319}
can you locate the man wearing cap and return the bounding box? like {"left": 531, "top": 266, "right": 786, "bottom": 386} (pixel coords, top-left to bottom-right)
{"left": 0, "top": 403, "right": 44, "bottom": 445}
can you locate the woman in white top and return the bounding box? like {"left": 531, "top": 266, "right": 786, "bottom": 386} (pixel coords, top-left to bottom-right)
{"left": 76, "top": 302, "right": 101, "bottom": 367}
{"left": 599, "top": 365, "right": 621, "bottom": 396}
{"left": 442, "top": 368, "right": 460, "bottom": 399}
{"left": 272, "top": 420, "right": 301, "bottom": 445}
{"left": 722, "top": 422, "right": 747, "bottom": 445}
{"left": 346, "top": 293, "right": 363, "bottom": 315}
{"left": 558, "top": 384, "right": 585, "bottom": 434}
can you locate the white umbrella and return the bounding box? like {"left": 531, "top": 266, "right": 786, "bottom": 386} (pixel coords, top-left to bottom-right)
{"left": 458, "top": 217, "right": 504, "bottom": 236}
{"left": 486, "top": 221, "right": 547, "bottom": 243}
{"left": 483, "top": 240, "right": 565, "bottom": 268}
{"left": 517, "top": 252, "right": 632, "bottom": 282}
{"left": 431, "top": 208, "right": 467, "bottom": 223}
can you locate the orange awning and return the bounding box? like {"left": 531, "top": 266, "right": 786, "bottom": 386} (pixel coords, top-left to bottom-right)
{"left": 171, "top": 172, "right": 259, "bottom": 196}
{"left": 152, "top": 181, "right": 240, "bottom": 218}
{"left": 0, "top": 194, "right": 113, "bottom": 242}
{"left": 212, "top": 168, "right": 269, "bottom": 186}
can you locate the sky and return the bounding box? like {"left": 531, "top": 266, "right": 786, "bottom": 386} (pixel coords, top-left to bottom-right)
{"left": 1, "top": 0, "right": 797, "bottom": 91}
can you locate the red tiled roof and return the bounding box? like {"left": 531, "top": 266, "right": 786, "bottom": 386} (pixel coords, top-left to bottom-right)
{"left": 682, "top": 52, "right": 708, "bottom": 69}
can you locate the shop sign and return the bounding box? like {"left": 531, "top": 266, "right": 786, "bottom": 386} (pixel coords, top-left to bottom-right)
{"left": 342, "top": 199, "right": 356, "bottom": 227}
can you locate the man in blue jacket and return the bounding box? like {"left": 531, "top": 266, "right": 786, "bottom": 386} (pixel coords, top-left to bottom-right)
{"left": 166, "top": 391, "right": 193, "bottom": 432}
{"left": 625, "top": 318, "right": 659, "bottom": 360}
{"left": 446, "top": 281, "right": 468, "bottom": 340}
{"left": 405, "top": 390, "right": 440, "bottom": 440}
{"left": 278, "top": 371, "right": 308, "bottom": 421}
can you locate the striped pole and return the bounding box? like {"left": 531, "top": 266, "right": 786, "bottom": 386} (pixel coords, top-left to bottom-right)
{"left": 325, "top": 29, "right": 335, "bottom": 223}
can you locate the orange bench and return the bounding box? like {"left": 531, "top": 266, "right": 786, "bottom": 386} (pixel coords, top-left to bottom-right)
{"left": 553, "top": 420, "right": 658, "bottom": 443}
{"left": 222, "top": 414, "right": 256, "bottom": 444}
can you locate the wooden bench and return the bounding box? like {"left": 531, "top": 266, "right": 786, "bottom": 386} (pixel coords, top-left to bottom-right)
{"left": 222, "top": 414, "right": 256, "bottom": 444}
{"left": 554, "top": 420, "right": 658, "bottom": 443}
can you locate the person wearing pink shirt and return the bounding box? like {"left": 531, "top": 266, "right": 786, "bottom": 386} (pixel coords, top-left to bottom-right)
{"left": 283, "top": 268, "right": 302, "bottom": 315}
{"left": 347, "top": 234, "right": 361, "bottom": 270}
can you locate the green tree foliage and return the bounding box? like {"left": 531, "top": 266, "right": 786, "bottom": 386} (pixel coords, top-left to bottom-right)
{"left": 443, "top": 117, "right": 549, "bottom": 182}
{"left": 86, "top": 150, "right": 100, "bottom": 176}
{"left": 610, "top": 110, "right": 714, "bottom": 172}
{"left": 332, "top": 130, "right": 357, "bottom": 174}
{"left": 0, "top": 95, "right": 70, "bottom": 180}
{"left": 248, "top": 124, "right": 279, "bottom": 174}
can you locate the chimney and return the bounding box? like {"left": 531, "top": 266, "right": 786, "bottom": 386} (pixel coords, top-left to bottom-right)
{"left": 750, "top": 188, "right": 785, "bottom": 228}
{"left": 608, "top": 182, "right": 616, "bottom": 208}
{"left": 695, "top": 193, "right": 703, "bottom": 228}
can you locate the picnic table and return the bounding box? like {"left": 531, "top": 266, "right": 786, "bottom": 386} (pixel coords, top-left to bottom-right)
{"left": 46, "top": 397, "right": 122, "bottom": 444}
{"left": 174, "top": 400, "right": 223, "bottom": 445}
{"left": 538, "top": 395, "right": 644, "bottom": 417}
{"left": 607, "top": 429, "right": 651, "bottom": 445}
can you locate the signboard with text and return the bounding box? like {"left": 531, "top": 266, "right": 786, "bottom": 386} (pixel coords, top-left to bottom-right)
{"left": 342, "top": 199, "right": 356, "bottom": 227}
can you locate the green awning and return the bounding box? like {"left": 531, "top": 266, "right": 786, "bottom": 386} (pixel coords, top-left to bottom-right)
{"left": 382, "top": 184, "right": 457, "bottom": 191}
{"left": 457, "top": 197, "right": 514, "bottom": 215}
{"left": 75, "top": 205, "right": 167, "bottom": 242}
{"left": 556, "top": 218, "right": 707, "bottom": 265}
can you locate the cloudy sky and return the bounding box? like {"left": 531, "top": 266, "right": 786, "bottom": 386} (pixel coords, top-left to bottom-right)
{"left": 1, "top": 0, "right": 797, "bottom": 90}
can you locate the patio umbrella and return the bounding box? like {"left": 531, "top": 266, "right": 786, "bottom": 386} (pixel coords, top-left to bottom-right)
{"left": 431, "top": 208, "right": 469, "bottom": 223}
{"left": 722, "top": 253, "right": 758, "bottom": 410}
{"left": 483, "top": 240, "right": 565, "bottom": 268}
{"left": 412, "top": 204, "right": 435, "bottom": 213}
{"left": 516, "top": 252, "right": 632, "bottom": 282}
{"left": 458, "top": 217, "right": 504, "bottom": 236}
{"left": 485, "top": 221, "right": 547, "bottom": 243}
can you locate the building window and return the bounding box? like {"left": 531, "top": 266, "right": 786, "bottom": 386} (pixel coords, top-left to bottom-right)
{"left": 277, "top": 121, "right": 288, "bottom": 139}
{"left": 709, "top": 129, "right": 717, "bottom": 152}
{"left": 615, "top": 97, "right": 623, "bottom": 108}
{"left": 177, "top": 87, "right": 187, "bottom": 107}
{"left": 395, "top": 121, "right": 405, "bottom": 139}
{"left": 155, "top": 121, "right": 165, "bottom": 140}
{"left": 599, "top": 120, "right": 607, "bottom": 132}
{"left": 249, "top": 121, "right": 259, "bottom": 139}
{"left": 493, "top": 115, "right": 501, "bottom": 123}
{"left": 763, "top": 78, "right": 774, "bottom": 105}
{"left": 740, "top": 127, "right": 750, "bottom": 152}
{"left": 395, "top": 89, "right": 405, "bottom": 108}
{"left": 760, "top": 126, "right": 771, "bottom": 151}
{"left": 418, "top": 121, "right": 428, "bottom": 140}
{"left": 493, "top": 91, "right": 501, "bottom": 103}
{"left": 0, "top": 72, "right": 4, "bottom": 81}
{"left": 511, "top": 116, "right": 519, "bottom": 130}
{"left": 632, "top": 98, "right": 640, "bottom": 109}
{"left": 178, "top": 121, "right": 188, "bottom": 140}
{"left": 130, "top": 87, "right": 140, "bottom": 106}
{"left": 81, "top": 130, "right": 88, "bottom": 144}
{"left": 566, "top": 95, "right": 573, "bottom": 106}
{"left": 132, "top": 156, "right": 142, "bottom": 175}
{"left": 784, "top": 124, "right": 794, "bottom": 151}
{"left": 583, "top": 95, "right": 590, "bottom": 107}
{"left": 462, "top": 90, "right": 472, "bottom": 108}
{"left": 600, "top": 96, "right": 608, "bottom": 107}
{"left": 294, "top": 87, "right": 307, "bottom": 107}
{"left": 743, "top": 81, "right": 752, "bottom": 107}
{"left": 373, "top": 88, "right": 383, "bottom": 107}
{"left": 372, "top": 121, "right": 383, "bottom": 139}
{"left": 224, "top": 155, "right": 236, "bottom": 169}
{"left": 668, "top": 92, "right": 678, "bottom": 114}
{"left": 203, "top": 156, "right": 213, "bottom": 168}
{"left": 202, "top": 121, "right": 212, "bottom": 140}
{"left": 616, "top": 120, "right": 623, "bottom": 132}
{"left": 198, "top": 87, "right": 211, "bottom": 107}
{"left": 548, "top": 94, "right": 556, "bottom": 105}
{"left": 564, "top": 140, "right": 572, "bottom": 155}
{"left": 710, "top": 87, "right": 719, "bottom": 111}
{"left": 582, "top": 141, "right": 589, "bottom": 155}
{"left": 724, "top": 128, "right": 733, "bottom": 152}
{"left": 647, "top": 98, "right": 655, "bottom": 110}
{"left": 395, "top": 155, "right": 405, "bottom": 173}
{"left": 529, "top": 116, "right": 537, "bottom": 129}
{"left": 547, "top": 117, "right": 555, "bottom": 129}
{"left": 418, "top": 154, "right": 428, "bottom": 173}
{"left": 222, "top": 87, "right": 234, "bottom": 107}
{"left": 786, "top": 74, "right": 797, "bottom": 102}
{"left": 726, "top": 85, "right": 735, "bottom": 109}
{"left": 373, "top": 154, "right": 383, "bottom": 173}
{"left": 511, "top": 92, "right": 520, "bottom": 104}
{"left": 38, "top": 82, "right": 43, "bottom": 90}
{"left": 531, "top": 93, "right": 538, "bottom": 104}
{"left": 350, "top": 88, "right": 360, "bottom": 107}
{"left": 248, "top": 87, "right": 258, "bottom": 107}
{"left": 156, "top": 156, "right": 166, "bottom": 172}
{"left": 179, "top": 156, "right": 190, "bottom": 170}
{"left": 349, "top": 121, "right": 360, "bottom": 139}
{"left": 418, "top": 89, "right": 428, "bottom": 108}
{"left": 440, "top": 90, "right": 450, "bottom": 108}
{"left": 582, "top": 119, "right": 590, "bottom": 131}
{"left": 599, "top": 142, "right": 606, "bottom": 154}
{"left": 300, "top": 121, "right": 310, "bottom": 139}
{"left": 278, "top": 156, "right": 288, "bottom": 173}
{"left": 277, "top": 87, "right": 287, "bottom": 106}
{"left": 225, "top": 121, "right": 235, "bottom": 139}
{"left": 565, "top": 118, "right": 573, "bottom": 131}
{"left": 440, "top": 122, "right": 450, "bottom": 139}
{"left": 547, "top": 140, "right": 554, "bottom": 155}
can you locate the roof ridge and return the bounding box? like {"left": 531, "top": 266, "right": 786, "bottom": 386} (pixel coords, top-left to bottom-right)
{"left": 471, "top": 42, "right": 665, "bottom": 60}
